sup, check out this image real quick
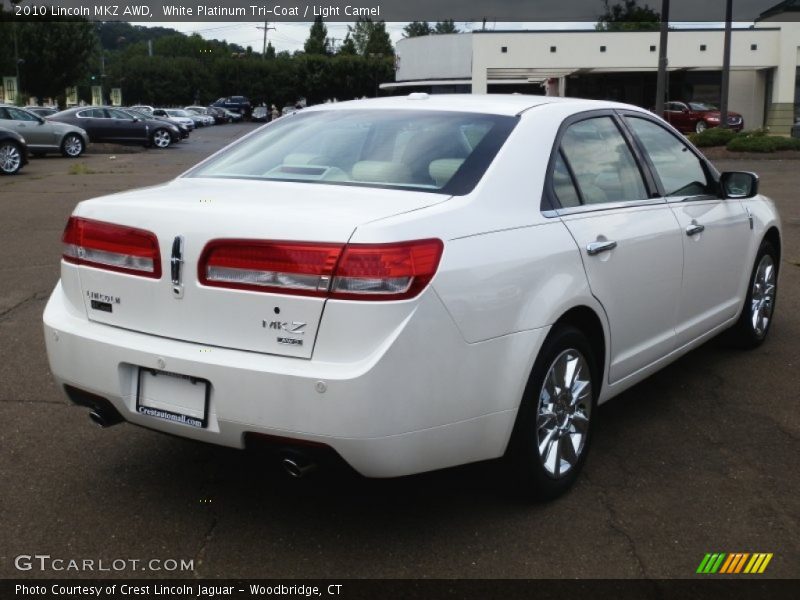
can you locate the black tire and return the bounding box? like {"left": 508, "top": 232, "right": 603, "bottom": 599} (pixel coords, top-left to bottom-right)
{"left": 728, "top": 240, "right": 779, "bottom": 349}
{"left": 60, "top": 133, "right": 85, "bottom": 158}
{"left": 505, "top": 324, "right": 600, "bottom": 500}
{"left": 151, "top": 128, "right": 172, "bottom": 149}
{"left": 695, "top": 120, "right": 708, "bottom": 134}
{"left": 0, "top": 141, "right": 23, "bottom": 175}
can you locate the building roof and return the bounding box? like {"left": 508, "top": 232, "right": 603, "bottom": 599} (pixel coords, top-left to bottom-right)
{"left": 758, "top": 0, "right": 800, "bottom": 19}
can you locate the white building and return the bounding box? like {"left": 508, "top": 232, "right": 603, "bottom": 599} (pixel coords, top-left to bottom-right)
{"left": 384, "top": 2, "right": 800, "bottom": 132}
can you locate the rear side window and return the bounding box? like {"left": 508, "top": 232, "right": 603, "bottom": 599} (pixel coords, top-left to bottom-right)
{"left": 188, "top": 110, "right": 517, "bottom": 195}
{"left": 559, "top": 116, "right": 647, "bottom": 205}
{"left": 626, "top": 117, "right": 713, "bottom": 197}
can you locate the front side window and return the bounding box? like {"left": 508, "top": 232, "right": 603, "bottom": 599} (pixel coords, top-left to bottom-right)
{"left": 559, "top": 116, "right": 647, "bottom": 205}
{"left": 188, "top": 110, "right": 517, "bottom": 195}
{"left": 8, "top": 108, "right": 39, "bottom": 121}
{"left": 626, "top": 117, "right": 712, "bottom": 197}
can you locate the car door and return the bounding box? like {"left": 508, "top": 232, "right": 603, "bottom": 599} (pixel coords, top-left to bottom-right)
{"left": 75, "top": 108, "right": 107, "bottom": 142}
{"left": 623, "top": 114, "right": 752, "bottom": 346}
{"left": 5, "top": 107, "right": 52, "bottom": 148}
{"left": 106, "top": 108, "right": 147, "bottom": 143}
{"left": 550, "top": 113, "right": 684, "bottom": 384}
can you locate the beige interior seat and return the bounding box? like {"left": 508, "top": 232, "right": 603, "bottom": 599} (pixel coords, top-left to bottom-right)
{"left": 351, "top": 161, "right": 413, "bottom": 184}
{"left": 428, "top": 159, "right": 465, "bottom": 187}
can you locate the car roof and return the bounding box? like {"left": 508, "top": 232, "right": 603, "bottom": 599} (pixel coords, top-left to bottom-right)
{"left": 303, "top": 94, "right": 638, "bottom": 117}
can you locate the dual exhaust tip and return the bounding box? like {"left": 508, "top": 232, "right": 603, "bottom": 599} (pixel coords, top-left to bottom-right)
{"left": 88, "top": 410, "right": 317, "bottom": 478}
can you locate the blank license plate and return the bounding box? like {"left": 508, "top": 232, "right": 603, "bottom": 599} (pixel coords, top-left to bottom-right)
{"left": 136, "top": 369, "right": 209, "bottom": 429}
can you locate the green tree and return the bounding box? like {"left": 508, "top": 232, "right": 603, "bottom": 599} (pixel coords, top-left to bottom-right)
{"left": 337, "top": 34, "right": 357, "bottom": 56}
{"left": 595, "top": 0, "right": 661, "bottom": 31}
{"left": 0, "top": 18, "right": 99, "bottom": 99}
{"left": 348, "top": 18, "right": 394, "bottom": 57}
{"left": 403, "top": 21, "right": 433, "bottom": 38}
{"left": 265, "top": 42, "right": 276, "bottom": 59}
{"left": 304, "top": 16, "right": 331, "bottom": 55}
{"left": 434, "top": 20, "right": 459, "bottom": 34}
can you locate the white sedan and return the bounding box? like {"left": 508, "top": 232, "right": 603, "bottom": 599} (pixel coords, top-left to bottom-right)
{"left": 43, "top": 95, "right": 781, "bottom": 498}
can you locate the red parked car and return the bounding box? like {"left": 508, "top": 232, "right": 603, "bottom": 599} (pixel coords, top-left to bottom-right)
{"left": 661, "top": 101, "right": 744, "bottom": 134}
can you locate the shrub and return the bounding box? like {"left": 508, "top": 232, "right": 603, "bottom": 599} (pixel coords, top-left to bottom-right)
{"left": 726, "top": 134, "right": 800, "bottom": 153}
{"left": 771, "top": 136, "right": 800, "bottom": 151}
{"left": 688, "top": 127, "right": 737, "bottom": 147}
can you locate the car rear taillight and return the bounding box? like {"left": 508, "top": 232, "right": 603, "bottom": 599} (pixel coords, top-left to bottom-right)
{"left": 198, "top": 240, "right": 342, "bottom": 296}
{"left": 62, "top": 217, "right": 161, "bottom": 279}
{"left": 198, "top": 239, "right": 443, "bottom": 301}
{"left": 331, "top": 239, "right": 444, "bottom": 301}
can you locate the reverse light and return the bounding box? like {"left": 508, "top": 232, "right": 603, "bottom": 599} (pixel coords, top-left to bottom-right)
{"left": 198, "top": 238, "right": 443, "bottom": 301}
{"left": 198, "top": 240, "right": 342, "bottom": 296}
{"left": 62, "top": 217, "right": 161, "bottom": 278}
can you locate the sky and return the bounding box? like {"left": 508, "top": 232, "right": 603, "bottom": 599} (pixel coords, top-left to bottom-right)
{"left": 131, "top": 20, "right": 735, "bottom": 54}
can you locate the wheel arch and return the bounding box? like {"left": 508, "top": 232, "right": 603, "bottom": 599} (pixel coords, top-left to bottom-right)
{"left": 552, "top": 305, "right": 607, "bottom": 398}
{"left": 763, "top": 226, "right": 781, "bottom": 266}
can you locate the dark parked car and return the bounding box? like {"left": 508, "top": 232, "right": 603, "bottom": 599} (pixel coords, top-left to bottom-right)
{"left": 124, "top": 108, "right": 190, "bottom": 141}
{"left": 206, "top": 106, "right": 232, "bottom": 124}
{"left": 50, "top": 107, "right": 181, "bottom": 148}
{"left": 27, "top": 107, "right": 58, "bottom": 118}
{"left": 212, "top": 96, "right": 251, "bottom": 118}
{"left": 792, "top": 120, "right": 799, "bottom": 139}
{"left": 0, "top": 126, "right": 29, "bottom": 175}
{"left": 660, "top": 101, "right": 744, "bottom": 134}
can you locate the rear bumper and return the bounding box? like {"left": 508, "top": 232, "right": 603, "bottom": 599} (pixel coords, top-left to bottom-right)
{"left": 43, "top": 282, "right": 546, "bottom": 477}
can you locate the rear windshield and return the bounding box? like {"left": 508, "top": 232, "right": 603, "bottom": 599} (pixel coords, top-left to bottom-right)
{"left": 187, "top": 109, "right": 517, "bottom": 195}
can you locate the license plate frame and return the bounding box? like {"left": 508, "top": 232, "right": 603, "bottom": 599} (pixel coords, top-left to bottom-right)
{"left": 135, "top": 368, "right": 210, "bottom": 429}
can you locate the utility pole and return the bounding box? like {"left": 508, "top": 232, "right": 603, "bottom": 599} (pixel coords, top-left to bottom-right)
{"left": 13, "top": 20, "right": 21, "bottom": 103}
{"left": 258, "top": 21, "right": 275, "bottom": 59}
{"left": 719, "top": 0, "right": 733, "bottom": 129}
{"left": 654, "top": 0, "right": 671, "bottom": 115}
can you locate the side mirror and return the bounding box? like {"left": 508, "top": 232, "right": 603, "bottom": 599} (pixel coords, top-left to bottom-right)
{"left": 720, "top": 171, "right": 759, "bottom": 199}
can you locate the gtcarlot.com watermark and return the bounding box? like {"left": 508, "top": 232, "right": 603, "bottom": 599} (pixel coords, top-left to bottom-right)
{"left": 14, "top": 554, "right": 194, "bottom": 573}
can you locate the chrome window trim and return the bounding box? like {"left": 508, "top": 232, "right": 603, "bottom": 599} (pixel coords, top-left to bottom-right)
{"left": 552, "top": 197, "right": 667, "bottom": 217}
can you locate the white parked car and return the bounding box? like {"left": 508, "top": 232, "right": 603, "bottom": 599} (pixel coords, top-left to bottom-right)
{"left": 152, "top": 108, "right": 195, "bottom": 131}
{"left": 43, "top": 95, "right": 781, "bottom": 498}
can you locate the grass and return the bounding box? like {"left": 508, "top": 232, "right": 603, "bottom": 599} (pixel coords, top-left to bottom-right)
{"left": 68, "top": 163, "right": 96, "bottom": 175}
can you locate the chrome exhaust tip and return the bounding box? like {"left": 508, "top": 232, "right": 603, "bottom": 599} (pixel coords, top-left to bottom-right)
{"left": 89, "top": 411, "right": 107, "bottom": 428}
{"left": 281, "top": 456, "right": 317, "bottom": 478}
{"left": 88, "top": 409, "right": 123, "bottom": 428}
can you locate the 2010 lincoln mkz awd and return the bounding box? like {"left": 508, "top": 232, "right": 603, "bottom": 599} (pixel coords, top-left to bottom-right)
{"left": 43, "top": 95, "right": 782, "bottom": 498}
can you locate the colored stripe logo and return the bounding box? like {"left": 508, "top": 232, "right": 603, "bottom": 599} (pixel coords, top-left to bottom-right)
{"left": 696, "top": 553, "right": 773, "bottom": 574}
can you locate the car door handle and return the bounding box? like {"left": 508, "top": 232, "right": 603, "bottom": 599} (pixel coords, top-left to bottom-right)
{"left": 686, "top": 224, "right": 705, "bottom": 236}
{"left": 586, "top": 240, "right": 617, "bottom": 256}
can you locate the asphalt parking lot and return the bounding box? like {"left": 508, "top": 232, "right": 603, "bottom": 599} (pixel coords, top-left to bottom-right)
{"left": 0, "top": 123, "right": 798, "bottom": 580}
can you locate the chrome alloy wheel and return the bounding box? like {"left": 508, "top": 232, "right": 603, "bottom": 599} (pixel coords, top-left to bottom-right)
{"left": 152, "top": 129, "right": 171, "bottom": 148}
{"left": 537, "top": 349, "right": 593, "bottom": 478}
{"left": 63, "top": 135, "right": 83, "bottom": 157}
{"left": 751, "top": 254, "right": 776, "bottom": 338}
{"left": 0, "top": 143, "right": 21, "bottom": 174}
